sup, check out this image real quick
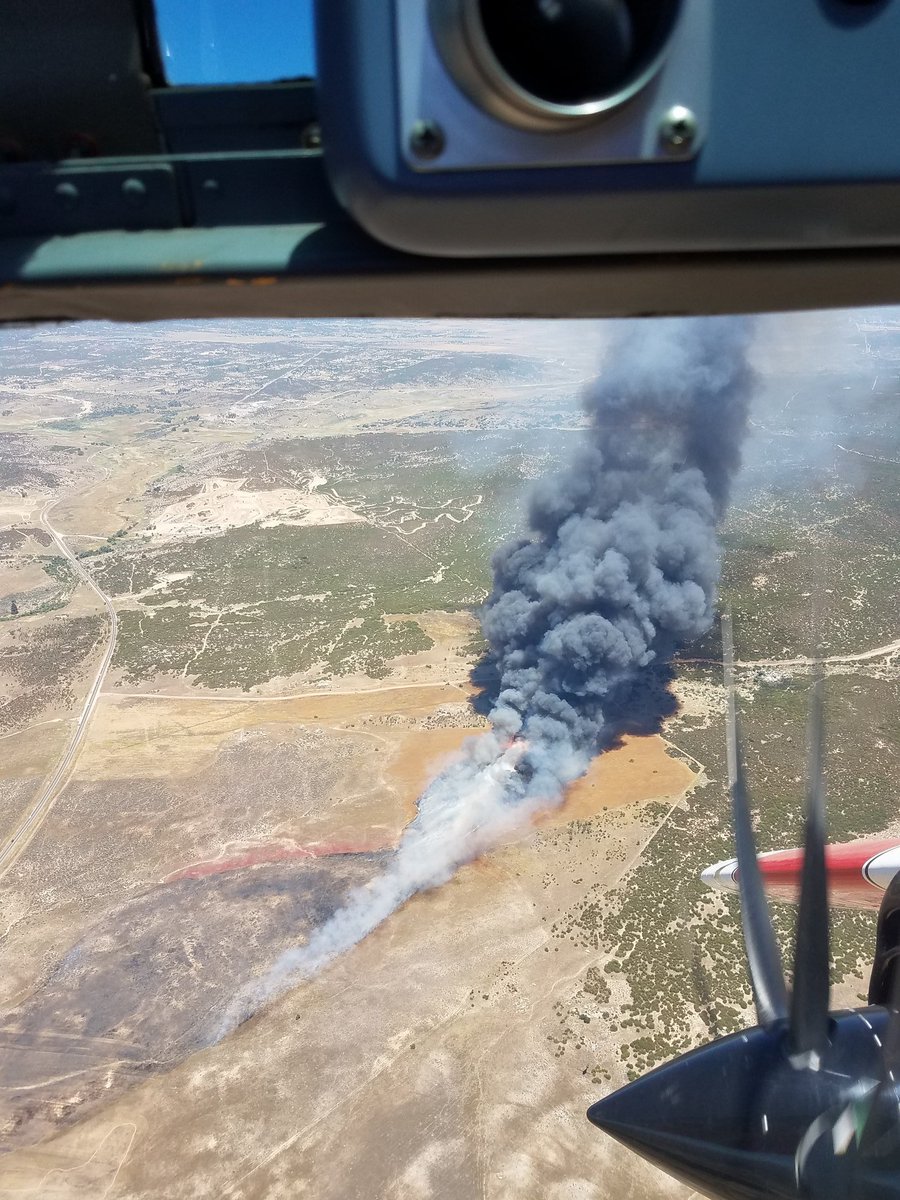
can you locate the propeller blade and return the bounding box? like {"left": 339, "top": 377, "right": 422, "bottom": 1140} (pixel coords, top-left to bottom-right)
{"left": 721, "top": 612, "right": 788, "bottom": 1030}
{"left": 881, "top": 947, "right": 900, "bottom": 1084}
{"left": 789, "top": 662, "right": 831, "bottom": 1059}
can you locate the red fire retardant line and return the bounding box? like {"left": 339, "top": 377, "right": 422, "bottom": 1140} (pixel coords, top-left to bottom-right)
{"left": 163, "top": 840, "right": 387, "bottom": 883}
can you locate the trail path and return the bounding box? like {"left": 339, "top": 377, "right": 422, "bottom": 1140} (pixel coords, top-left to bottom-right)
{"left": 682, "top": 637, "right": 900, "bottom": 671}
{"left": 101, "top": 634, "right": 900, "bottom": 709}
{"left": 101, "top": 680, "right": 470, "bottom": 703}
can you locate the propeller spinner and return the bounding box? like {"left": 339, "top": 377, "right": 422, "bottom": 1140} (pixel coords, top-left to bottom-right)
{"left": 587, "top": 613, "right": 900, "bottom": 1199}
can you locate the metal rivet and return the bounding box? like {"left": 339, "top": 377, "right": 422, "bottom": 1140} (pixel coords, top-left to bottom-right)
{"left": 300, "top": 122, "right": 322, "bottom": 151}
{"left": 202, "top": 178, "right": 220, "bottom": 193}
{"left": 409, "top": 120, "right": 445, "bottom": 161}
{"left": 54, "top": 181, "right": 80, "bottom": 209}
{"left": 121, "top": 177, "right": 147, "bottom": 207}
{"left": 659, "top": 105, "right": 698, "bottom": 152}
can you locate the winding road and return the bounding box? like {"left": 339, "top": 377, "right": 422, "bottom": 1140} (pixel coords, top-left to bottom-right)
{"left": 0, "top": 493, "right": 118, "bottom": 880}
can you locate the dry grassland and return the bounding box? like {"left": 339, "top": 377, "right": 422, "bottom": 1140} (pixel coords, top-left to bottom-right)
{"left": 0, "top": 493, "right": 42, "bottom": 528}
{"left": 51, "top": 448, "right": 166, "bottom": 539}
{"left": 0, "top": 720, "right": 73, "bottom": 779}
{"left": 76, "top": 689, "right": 694, "bottom": 833}
{"left": 0, "top": 561, "right": 49, "bottom": 596}
{"left": 0, "top": 745, "right": 693, "bottom": 1200}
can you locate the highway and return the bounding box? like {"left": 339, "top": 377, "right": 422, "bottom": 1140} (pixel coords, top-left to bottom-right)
{"left": 0, "top": 494, "right": 119, "bottom": 879}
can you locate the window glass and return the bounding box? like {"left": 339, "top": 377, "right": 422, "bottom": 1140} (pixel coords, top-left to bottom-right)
{"left": 153, "top": 0, "right": 315, "bottom": 84}
{"left": 0, "top": 312, "right": 897, "bottom": 1195}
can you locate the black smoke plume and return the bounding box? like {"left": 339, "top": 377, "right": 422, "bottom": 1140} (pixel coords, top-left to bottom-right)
{"left": 216, "top": 317, "right": 755, "bottom": 1032}
{"left": 479, "top": 316, "right": 755, "bottom": 797}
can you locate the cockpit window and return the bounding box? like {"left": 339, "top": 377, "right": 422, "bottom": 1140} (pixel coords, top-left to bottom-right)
{"left": 0, "top": 313, "right": 898, "bottom": 1195}
{"left": 152, "top": 0, "right": 316, "bottom": 85}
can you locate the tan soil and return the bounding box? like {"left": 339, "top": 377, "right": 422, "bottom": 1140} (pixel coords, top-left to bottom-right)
{"left": 74, "top": 685, "right": 470, "bottom": 781}
{"left": 0, "top": 764, "right": 690, "bottom": 1200}
{"left": 0, "top": 493, "right": 43, "bottom": 528}
{"left": 51, "top": 448, "right": 168, "bottom": 539}
{"left": 0, "top": 720, "right": 73, "bottom": 778}
{"left": 0, "top": 561, "right": 50, "bottom": 595}
{"left": 144, "top": 477, "right": 365, "bottom": 543}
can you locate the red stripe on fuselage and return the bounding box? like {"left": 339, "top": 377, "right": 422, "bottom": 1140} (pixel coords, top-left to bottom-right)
{"left": 742, "top": 839, "right": 900, "bottom": 911}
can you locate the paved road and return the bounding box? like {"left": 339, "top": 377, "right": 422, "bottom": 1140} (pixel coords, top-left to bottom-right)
{"left": 0, "top": 495, "right": 118, "bottom": 879}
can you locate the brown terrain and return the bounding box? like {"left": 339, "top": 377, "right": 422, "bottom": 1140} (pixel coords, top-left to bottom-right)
{"left": 0, "top": 667, "right": 699, "bottom": 1198}
{"left": 0, "top": 695, "right": 697, "bottom": 1198}
{"left": 0, "top": 313, "right": 894, "bottom": 1198}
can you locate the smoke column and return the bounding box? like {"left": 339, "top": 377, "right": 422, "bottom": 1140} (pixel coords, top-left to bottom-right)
{"left": 216, "top": 317, "right": 755, "bottom": 1037}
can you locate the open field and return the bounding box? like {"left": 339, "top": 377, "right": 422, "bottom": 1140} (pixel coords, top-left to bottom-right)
{"left": 0, "top": 312, "right": 898, "bottom": 1198}
{"left": 0, "top": 744, "right": 696, "bottom": 1200}
{"left": 0, "top": 682, "right": 696, "bottom": 1187}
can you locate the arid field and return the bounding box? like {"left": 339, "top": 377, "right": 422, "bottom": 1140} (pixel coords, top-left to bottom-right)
{"left": 0, "top": 315, "right": 897, "bottom": 1197}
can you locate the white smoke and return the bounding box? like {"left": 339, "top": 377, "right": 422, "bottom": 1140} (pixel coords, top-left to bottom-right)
{"left": 215, "top": 733, "right": 559, "bottom": 1037}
